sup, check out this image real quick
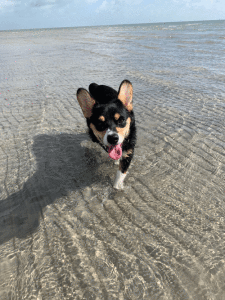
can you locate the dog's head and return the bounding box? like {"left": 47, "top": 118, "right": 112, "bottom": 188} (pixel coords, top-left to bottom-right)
{"left": 76, "top": 80, "right": 133, "bottom": 148}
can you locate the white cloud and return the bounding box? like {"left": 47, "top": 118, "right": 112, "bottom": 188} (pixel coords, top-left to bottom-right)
{"left": 85, "top": 0, "right": 98, "bottom": 3}
{"left": 96, "top": 0, "right": 108, "bottom": 12}
{"left": 29, "top": 0, "right": 66, "bottom": 8}
{"left": 172, "top": 0, "right": 223, "bottom": 8}
{"left": 96, "top": 0, "right": 143, "bottom": 13}
{"left": 1, "top": 0, "right": 224, "bottom": 30}
{"left": 190, "top": 0, "right": 225, "bottom": 11}
{"left": 0, "top": 0, "right": 15, "bottom": 9}
{"left": 125, "top": 0, "right": 143, "bottom": 4}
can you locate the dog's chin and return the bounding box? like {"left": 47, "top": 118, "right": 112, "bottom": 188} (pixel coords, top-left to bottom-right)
{"left": 103, "top": 140, "right": 123, "bottom": 147}
{"left": 104, "top": 142, "right": 121, "bottom": 148}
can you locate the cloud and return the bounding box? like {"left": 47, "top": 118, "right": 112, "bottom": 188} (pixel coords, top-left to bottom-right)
{"left": 29, "top": 0, "right": 52, "bottom": 7}
{"left": 0, "top": 0, "right": 12, "bottom": 6}
{"left": 0, "top": 0, "right": 224, "bottom": 31}
{"left": 0, "top": 0, "right": 57, "bottom": 12}
{"left": 85, "top": 0, "right": 98, "bottom": 3}
{"left": 96, "top": 0, "right": 143, "bottom": 13}
{"left": 185, "top": 0, "right": 225, "bottom": 12}
{"left": 29, "top": 0, "right": 69, "bottom": 8}
{"left": 0, "top": 0, "right": 16, "bottom": 9}
{"left": 172, "top": 0, "right": 224, "bottom": 8}
{"left": 96, "top": 0, "right": 107, "bottom": 12}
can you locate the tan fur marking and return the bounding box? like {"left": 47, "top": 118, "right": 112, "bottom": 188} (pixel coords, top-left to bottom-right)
{"left": 76, "top": 89, "right": 95, "bottom": 119}
{"left": 124, "top": 149, "right": 133, "bottom": 158}
{"left": 114, "top": 113, "right": 120, "bottom": 120}
{"left": 90, "top": 123, "right": 105, "bottom": 142}
{"left": 118, "top": 81, "right": 133, "bottom": 112}
{"left": 99, "top": 115, "right": 105, "bottom": 122}
{"left": 116, "top": 117, "right": 131, "bottom": 138}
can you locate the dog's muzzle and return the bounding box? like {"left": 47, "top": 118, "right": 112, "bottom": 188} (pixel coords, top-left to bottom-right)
{"left": 107, "top": 133, "right": 119, "bottom": 145}
{"left": 103, "top": 129, "right": 122, "bottom": 146}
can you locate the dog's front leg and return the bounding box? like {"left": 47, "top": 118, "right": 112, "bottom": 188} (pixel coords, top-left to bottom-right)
{"left": 113, "top": 149, "right": 133, "bottom": 189}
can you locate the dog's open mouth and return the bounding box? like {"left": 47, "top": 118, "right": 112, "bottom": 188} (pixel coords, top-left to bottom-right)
{"left": 108, "top": 144, "right": 122, "bottom": 160}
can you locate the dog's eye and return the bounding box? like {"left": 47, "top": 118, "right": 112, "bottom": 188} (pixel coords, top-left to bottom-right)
{"left": 117, "top": 117, "right": 125, "bottom": 126}
{"left": 96, "top": 121, "right": 107, "bottom": 131}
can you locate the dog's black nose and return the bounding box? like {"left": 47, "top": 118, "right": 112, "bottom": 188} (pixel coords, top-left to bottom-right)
{"left": 107, "top": 133, "right": 119, "bottom": 145}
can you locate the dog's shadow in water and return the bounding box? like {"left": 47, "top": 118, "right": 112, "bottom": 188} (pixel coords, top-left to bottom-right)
{"left": 0, "top": 133, "right": 114, "bottom": 245}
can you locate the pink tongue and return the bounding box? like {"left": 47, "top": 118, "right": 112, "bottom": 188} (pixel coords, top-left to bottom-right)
{"left": 108, "top": 144, "right": 122, "bottom": 160}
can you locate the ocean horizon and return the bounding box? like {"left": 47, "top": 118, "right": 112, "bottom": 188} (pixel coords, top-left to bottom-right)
{"left": 1, "top": 18, "right": 225, "bottom": 32}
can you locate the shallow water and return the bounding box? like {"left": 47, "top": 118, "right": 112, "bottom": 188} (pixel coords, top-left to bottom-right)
{"left": 0, "top": 20, "right": 225, "bottom": 299}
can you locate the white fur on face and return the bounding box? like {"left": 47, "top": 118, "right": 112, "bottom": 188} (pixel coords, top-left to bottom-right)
{"left": 103, "top": 129, "right": 124, "bottom": 146}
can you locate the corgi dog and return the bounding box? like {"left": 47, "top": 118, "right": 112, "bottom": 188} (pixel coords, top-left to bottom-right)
{"left": 76, "top": 80, "right": 136, "bottom": 189}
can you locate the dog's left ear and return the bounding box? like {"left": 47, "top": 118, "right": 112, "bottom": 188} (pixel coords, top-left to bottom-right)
{"left": 76, "top": 88, "right": 95, "bottom": 119}
{"left": 118, "top": 80, "right": 133, "bottom": 112}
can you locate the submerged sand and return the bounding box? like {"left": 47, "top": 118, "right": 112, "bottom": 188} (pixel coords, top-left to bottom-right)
{"left": 0, "top": 25, "right": 225, "bottom": 299}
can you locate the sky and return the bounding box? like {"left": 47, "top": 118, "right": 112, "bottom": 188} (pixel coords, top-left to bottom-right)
{"left": 0, "top": 0, "right": 224, "bottom": 30}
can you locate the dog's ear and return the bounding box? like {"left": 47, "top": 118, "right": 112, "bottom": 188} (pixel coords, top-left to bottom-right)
{"left": 76, "top": 88, "right": 95, "bottom": 119}
{"left": 89, "top": 83, "right": 118, "bottom": 104}
{"left": 118, "top": 80, "right": 133, "bottom": 112}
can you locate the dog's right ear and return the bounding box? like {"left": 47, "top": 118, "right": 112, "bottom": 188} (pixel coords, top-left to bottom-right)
{"left": 76, "top": 88, "right": 95, "bottom": 119}
{"left": 118, "top": 80, "right": 133, "bottom": 112}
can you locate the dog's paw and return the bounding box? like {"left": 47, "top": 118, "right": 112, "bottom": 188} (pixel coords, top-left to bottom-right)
{"left": 113, "top": 181, "right": 124, "bottom": 190}
{"left": 113, "top": 170, "right": 127, "bottom": 190}
{"left": 114, "top": 159, "right": 120, "bottom": 165}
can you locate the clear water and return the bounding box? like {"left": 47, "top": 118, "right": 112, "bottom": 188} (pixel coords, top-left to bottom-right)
{"left": 0, "top": 20, "right": 225, "bottom": 299}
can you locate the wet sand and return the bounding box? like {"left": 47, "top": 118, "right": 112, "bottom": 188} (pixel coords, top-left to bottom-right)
{"left": 0, "top": 25, "right": 225, "bottom": 299}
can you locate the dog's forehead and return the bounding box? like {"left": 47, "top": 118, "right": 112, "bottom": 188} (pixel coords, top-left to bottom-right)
{"left": 98, "top": 102, "right": 126, "bottom": 117}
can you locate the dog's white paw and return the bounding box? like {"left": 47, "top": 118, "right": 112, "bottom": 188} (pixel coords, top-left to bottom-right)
{"left": 113, "top": 181, "right": 124, "bottom": 190}
{"left": 114, "top": 159, "right": 120, "bottom": 165}
{"left": 113, "top": 170, "right": 127, "bottom": 190}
